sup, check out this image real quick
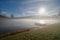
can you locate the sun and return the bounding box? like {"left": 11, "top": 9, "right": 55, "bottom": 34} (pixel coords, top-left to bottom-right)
{"left": 38, "top": 7, "right": 46, "bottom": 15}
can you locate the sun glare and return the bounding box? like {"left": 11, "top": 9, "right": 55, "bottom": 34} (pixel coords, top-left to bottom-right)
{"left": 38, "top": 7, "right": 46, "bottom": 15}
{"left": 39, "top": 20, "right": 46, "bottom": 24}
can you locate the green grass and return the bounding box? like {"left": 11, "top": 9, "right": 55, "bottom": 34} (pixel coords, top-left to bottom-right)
{"left": 0, "top": 23, "right": 60, "bottom": 40}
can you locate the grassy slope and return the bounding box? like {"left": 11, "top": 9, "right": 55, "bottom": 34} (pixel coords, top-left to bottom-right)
{"left": 0, "top": 23, "right": 60, "bottom": 40}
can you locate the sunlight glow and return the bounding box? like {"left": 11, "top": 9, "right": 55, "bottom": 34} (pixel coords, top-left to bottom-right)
{"left": 38, "top": 7, "right": 46, "bottom": 15}
{"left": 39, "top": 20, "right": 46, "bottom": 24}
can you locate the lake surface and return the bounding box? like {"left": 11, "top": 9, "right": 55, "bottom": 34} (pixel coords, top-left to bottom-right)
{"left": 0, "top": 18, "right": 59, "bottom": 35}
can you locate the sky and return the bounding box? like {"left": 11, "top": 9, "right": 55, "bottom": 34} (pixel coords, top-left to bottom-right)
{"left": 0, "top": 0, "right": 60, "bottom": 17}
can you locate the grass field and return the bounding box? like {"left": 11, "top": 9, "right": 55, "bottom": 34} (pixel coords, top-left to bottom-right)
{"left": 0, "top": 23, "right": 60, "bottom": 40}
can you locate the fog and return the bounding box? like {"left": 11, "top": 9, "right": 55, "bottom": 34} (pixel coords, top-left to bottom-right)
{"left": 0, "top": 17, "right": 60, "bottom": 35}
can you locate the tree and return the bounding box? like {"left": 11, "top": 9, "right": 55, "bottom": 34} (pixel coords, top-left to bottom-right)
{"left": 58, "top": 9, "right": 60, "bottom": 16}
{"left": 11, "top": 14, "right": 14, "bottom": 18}
{"left": 0, "top": 10, "right": 2, "bottom": 15}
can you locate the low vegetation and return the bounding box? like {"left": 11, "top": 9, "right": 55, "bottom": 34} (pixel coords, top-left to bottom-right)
{"left": 0, "top": 23, "right": 60, "bottom": 40}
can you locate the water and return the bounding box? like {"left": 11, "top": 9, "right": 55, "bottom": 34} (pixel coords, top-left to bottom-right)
{"left": 0, "top": 18, "right": 59, "bottom": 35}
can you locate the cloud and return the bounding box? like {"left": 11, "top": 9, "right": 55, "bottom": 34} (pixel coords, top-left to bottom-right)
{"left": 21, "top": 10, "right": 38, "bottom": 16}
{"left": 31, "top": 0, "right": 51, "bottom": 1}
{"left": 26, "top": 11, "right": 36, "bottom": 14}
{"left": 1, "top": 11, "right": 7, "bottom": 15}
{"left": 22, "top": 0, "right": 52, "bottom": 4}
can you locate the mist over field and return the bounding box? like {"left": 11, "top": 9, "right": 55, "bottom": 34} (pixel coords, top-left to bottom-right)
{"left": 0, "top": 0, "right": 60, "bottom": 40}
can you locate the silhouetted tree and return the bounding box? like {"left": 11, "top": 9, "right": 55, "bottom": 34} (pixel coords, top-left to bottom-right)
{"left": 11, "top": 14, "right": 14, "bottom": 18}
{"left": 58, "top": 9, "right": 60, "bottom": 16}
{"left": 0, "top": 10, "right": 2, "bottom": 15}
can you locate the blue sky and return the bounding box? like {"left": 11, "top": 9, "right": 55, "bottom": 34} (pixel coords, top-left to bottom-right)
{"left": 0, "top": 0, "right": 60, "bottom": 17}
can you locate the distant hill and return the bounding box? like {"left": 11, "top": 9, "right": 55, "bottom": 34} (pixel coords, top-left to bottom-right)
{"left": 15, "top": 15, "right": 60, "bottom": 19}
{"left": 0, "top": 15, "right": 7, "bottom": 18}
{"left": 16, "top": 15, "right": 54, "bottom": 19}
